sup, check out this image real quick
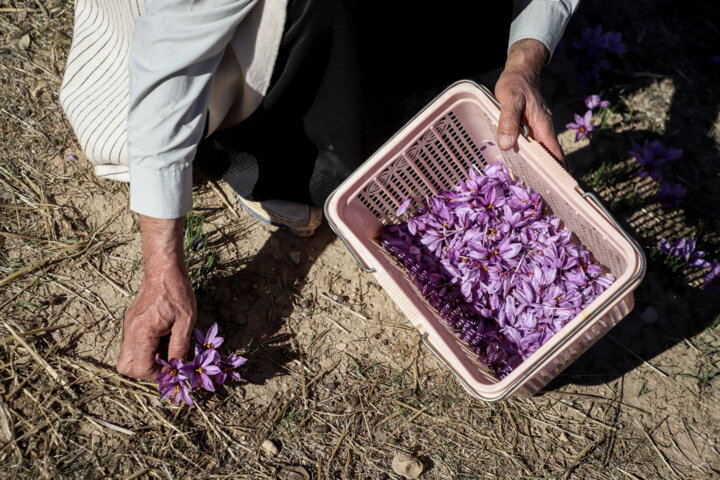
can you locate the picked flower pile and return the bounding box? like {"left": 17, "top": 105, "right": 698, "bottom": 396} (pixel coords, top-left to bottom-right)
{"left": 380, "top": 163, "right": 615, "bottom": 378}
{"left": 155, "top": 323, "right": 246, "bottom": 407}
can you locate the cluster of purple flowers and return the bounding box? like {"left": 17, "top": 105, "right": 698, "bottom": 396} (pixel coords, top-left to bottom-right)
{"left": 566, "top": 94, "right": 610, "bottom": 142}
{"left": 155, "top": 323, "right": 246, "bottom": 407}
{"left": 628, "top": 139, "right": 685, "bottom": 208}
{"left": 381, "top": 163, "right": 615, "bottom": 378}
{"left": 568, "top": 25, "right": 626, "bottom": 86}
{"left": 658, "top": 237, "right": 720, "bottom": 292}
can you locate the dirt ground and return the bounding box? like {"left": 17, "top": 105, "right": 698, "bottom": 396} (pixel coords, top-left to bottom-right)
{"left": 1, "top": 0, "right": 719, "bottom": 479}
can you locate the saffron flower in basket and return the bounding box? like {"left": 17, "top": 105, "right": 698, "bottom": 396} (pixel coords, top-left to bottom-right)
{"left": 380, "top": 162, "right": 615, "bottom": 379}
{"left": 154, "top": 323, "right": 247, "bottom": 406}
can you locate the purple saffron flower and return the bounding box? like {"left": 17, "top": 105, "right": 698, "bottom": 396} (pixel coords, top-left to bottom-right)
{"left": 659, "top": 182, "right": 686, "bottom": 208}
{"left": 566, "top": 111, "right": 597, "bottom": 141}
{"left": 659, "top": 237, "right": 711, "bottom": 268}
{"left": 584, "top": 95, "right": 610, "bottom": 110}
{"left": 215, "top": 354, "right": 248, "bottom": 385}
{"left": 155, "top": 358, "right": 187, "bottom": 386}
{"left": 396, "top": 198, "right": 412, "bottom": 217}
{"left": 194, "top": 322, "right": 224, "bottom": 355}
{"left": 703, "top": 260, "right": 720, "bottom": 293}
{"left": 160, "top": 381, "right": 194, "bottom": 407}
{"left": 180, "top": 349, "right": 221, "bottom": 392}
{"left": 602, "top": 31, "right": 627, "bottom": 55}
{"left": 629, "top": 139, "right": 682, "bottom": 180}
{"left": 66, "top": 154, "right": 78, "bottom": 161}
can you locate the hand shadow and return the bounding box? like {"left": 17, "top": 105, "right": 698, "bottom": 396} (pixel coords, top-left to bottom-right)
{"left": 192, "top": 202, "right": 335, "bottom": 386}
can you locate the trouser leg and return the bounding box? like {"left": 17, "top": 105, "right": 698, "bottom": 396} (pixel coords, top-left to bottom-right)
{"left": 204, "top": 0, "right": 362, "bottom": 208}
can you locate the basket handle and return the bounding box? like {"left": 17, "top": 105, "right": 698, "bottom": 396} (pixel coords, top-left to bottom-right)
{"left": 476, "top": 84, "right": 531, "bottom": 139}
{"left": 421, "top": 332, "right": 485, "bottom": 401}
{"left": 324, "top": 215, "right": 376, "bottom": 273}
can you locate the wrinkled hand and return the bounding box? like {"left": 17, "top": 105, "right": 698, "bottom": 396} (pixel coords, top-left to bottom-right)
{"left": 117, "top": 216, "right": 196, "bottom": 381}
{"left": 495, "top": 39, "right": 565, "bottom": 165}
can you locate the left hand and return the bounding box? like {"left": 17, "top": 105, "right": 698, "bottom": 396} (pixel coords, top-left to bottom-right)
{"left": 495, "top": 39, "right": 565, "bottom": 165}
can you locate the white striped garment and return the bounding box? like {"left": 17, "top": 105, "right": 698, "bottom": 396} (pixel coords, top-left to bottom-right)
{"left": 60, "top": 0, "right": 286, "bottom": 184}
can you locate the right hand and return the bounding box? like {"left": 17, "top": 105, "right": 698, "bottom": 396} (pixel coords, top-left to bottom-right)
{"left": 116, "top": 215, "right": 196, "bottom": 381}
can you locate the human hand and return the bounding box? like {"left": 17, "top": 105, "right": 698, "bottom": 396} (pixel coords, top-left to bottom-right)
{"left": 116, "top": 215, "right": 196, "bottom": 381}
{"left": 495, "top": 39, "right": 565, "bottom": 165}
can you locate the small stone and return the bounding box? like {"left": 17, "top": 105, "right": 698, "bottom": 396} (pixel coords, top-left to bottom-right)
{"left": 558, "top": 432, "right": 569, "bottom": 443}
{"left": 347, "top": 394, "right": 360, "bottom": 407}
{"left": 261, "top": 439, "right": 280, "bottom": 456}
{"left": 641, "top": 306, "right": 659, "bottom": 324}
{"left": 381, "top": 338, "right": 389, "bottom": 346}
{"left": 392, "top": 452, "right": 424, "bottom": 479}
{"left": 278, "top": 466, "right": 310, "bottom": 480}
{"left": 288, "top": 251, "right": 301, "bottom": 265}
{"left": 373, "top": 430, "right": 388, "bottom": 444}
{"left": 312, "top": 424, "right": 330, "bottom": 434}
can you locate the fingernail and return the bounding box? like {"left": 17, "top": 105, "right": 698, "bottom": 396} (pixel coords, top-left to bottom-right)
{"left": 498, "top": 134, "right": 513, "bottom": 149}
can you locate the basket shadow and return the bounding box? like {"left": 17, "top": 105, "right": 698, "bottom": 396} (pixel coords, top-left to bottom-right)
{"left": 192, "top": 213, "right": 335, "bottom": 386}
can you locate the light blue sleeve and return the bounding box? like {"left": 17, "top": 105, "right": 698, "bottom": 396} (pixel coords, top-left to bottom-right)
{"left": 128, "top": 0, "right": 258, "bottom": 219}
{"left": 509, "top": 0, "right": 581, "bottom": 61}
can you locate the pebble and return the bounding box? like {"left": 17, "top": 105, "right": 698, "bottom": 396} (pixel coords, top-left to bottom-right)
{"left": 261, "top": 439, "right": 280, "bottom": 456}
{"left": 288, "top": 251, "right": 301, "bottom": 265}
{"left": 558, "top": 432, "right": 569, "bottom": 443}
{"left": 641, "top": 306, "right": 659, "bottom": 324}
{"left": 391, "top": 452, "right": 424, "bottom": 479}
{"left": 373, "top": 430, "right": 388, "bottom": 444}
{"left": 347, "top": 394, "right": 360, "bottom": 407}
{"left": 278, "top": 466, "right": 310, "bottom": 480}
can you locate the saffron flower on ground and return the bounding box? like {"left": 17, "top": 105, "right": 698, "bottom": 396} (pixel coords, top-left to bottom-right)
{"left": 569, "top": 25, "right": 626, "bottom": 85}
{"left": 659, "top": 182, "right": 686, "bottom": 208}
{"left": 216, "top": 354, "right": 247, "bottom": 385}
{"left": 566, "top": 110, "right": 597, "bottom": 141}
{"left": 194, "top": 322, "right": 224, "bottom": 355}
{"left": 181, "top": 349, "right": 221, "bottom": 392}
{"left": 703, "top": 260, "right": 720, "bottom": 293}
{"left": 629, "top": 139, "right": 682, "bottom": 180}
{"left": 658, "top": 237, "right": 711, "bottom": 268}
{"left": 160, "top": 381, "right": 194, "bottom": 407}
{"left": 155, "top": 358, "right": 187, "bottom": 386}
{"left": 584, "top": 94, "right": 610, "bottom": 110}
{"left": 155, "top": 323, "right": 247, "bottom": 407}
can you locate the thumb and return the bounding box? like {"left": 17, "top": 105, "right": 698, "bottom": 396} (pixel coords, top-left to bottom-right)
{"left": 167, "top": 315, "right": 193, "bottom": 362}
{"left": 497, "top": 93, "right": 525, "bottom": 151}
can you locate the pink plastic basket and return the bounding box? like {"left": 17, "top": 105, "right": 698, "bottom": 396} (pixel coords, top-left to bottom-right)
{"left": 324, "top": 82, "right": 646, "bottom": 400}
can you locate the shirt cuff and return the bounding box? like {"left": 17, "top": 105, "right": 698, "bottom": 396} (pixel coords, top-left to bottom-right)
{"left": 508, "top": 0, "right": 576, "bottom": 62}
{"left": 129, "top": 162, "right": 193, "bottom": 219}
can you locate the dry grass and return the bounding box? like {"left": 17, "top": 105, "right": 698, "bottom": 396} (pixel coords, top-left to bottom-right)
{"left": 1, "top": 0, "right": 719, "bottom": 479}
